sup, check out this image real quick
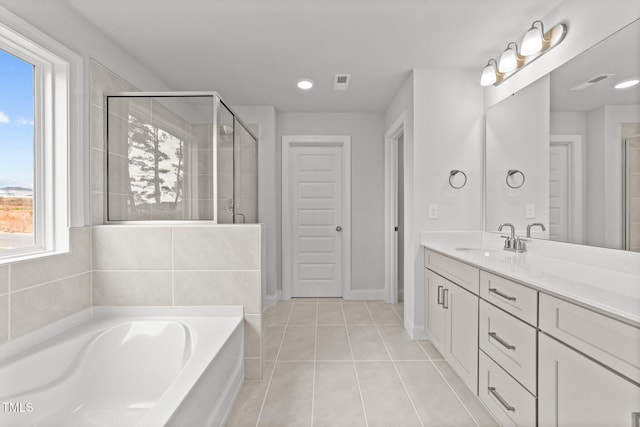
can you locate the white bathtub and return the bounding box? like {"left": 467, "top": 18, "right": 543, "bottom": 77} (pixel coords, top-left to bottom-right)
{"left": 0, "top": 306, "right": 244, "bottom": 427}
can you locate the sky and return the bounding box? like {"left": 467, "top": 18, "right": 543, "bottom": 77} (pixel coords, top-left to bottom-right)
{"left": 0, "top": 48, "right": 34, "bottom": 190}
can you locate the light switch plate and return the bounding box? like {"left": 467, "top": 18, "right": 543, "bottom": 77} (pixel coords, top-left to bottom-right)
{"left": 428, "top": 204, "right": 439, "bottom": 219}
{"left": 525, "top": 204, "right": 535, "bottom": 219}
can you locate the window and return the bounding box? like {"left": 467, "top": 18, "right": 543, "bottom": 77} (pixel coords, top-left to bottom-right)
{"left": 0, "top": 49, "right": 35, "bottom": 253}
{"left": 0, "top": 8, "right": 83, "bottom": 261}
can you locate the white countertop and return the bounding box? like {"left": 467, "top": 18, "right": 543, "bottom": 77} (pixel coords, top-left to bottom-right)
{"left": 421, "top": 232, "right": 640, "bottom": 326}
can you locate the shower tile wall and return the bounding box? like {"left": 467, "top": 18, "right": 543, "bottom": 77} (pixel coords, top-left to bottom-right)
{"left": 91, "top": 224, "right": 265, "bottom": 379}
{"left": 0, "top": 228, "right": 92, "bottom": 343}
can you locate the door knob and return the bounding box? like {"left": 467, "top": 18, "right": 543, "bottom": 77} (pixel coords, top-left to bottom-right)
{"left": 336, "top": 226, "right": 342, "bottom": 232}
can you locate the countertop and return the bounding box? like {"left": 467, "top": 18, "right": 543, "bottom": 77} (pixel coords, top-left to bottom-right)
{"left": 421, "top": 235, "right": 640, "bottom": 326}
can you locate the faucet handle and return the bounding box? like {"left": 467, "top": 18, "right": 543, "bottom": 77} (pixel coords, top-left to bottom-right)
{"left": 514, "top": 236, "right": 528, "bottom": 252}
{"left": 500, "top": 235, "right": 512, "bottom": 249}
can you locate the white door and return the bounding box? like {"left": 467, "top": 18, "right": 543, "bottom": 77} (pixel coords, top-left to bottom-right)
{"left": 282, "top": 136, "right": 351, "bottom": 298}
{"left": 549, "top": 143, "right": 570, "bottom": 242}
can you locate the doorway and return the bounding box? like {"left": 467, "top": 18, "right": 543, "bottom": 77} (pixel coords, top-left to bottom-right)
{"left": 282, "top": 135, "right": 351, "bottom": 298}
{"left": 384, "top": 113, "right": 406, "bottom": 304}
{"left": 624, "top": 134, "right": 640, "bottom": 251}
{"left": 549, "top": 135, "right": 583, "bottom": 244}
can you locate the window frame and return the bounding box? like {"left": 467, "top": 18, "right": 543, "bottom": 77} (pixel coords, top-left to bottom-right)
{"left": 0, "top": 7, "right": 85, "bottom": 263}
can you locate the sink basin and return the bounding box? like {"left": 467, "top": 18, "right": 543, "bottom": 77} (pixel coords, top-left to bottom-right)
{"left": 455, "top": 247, "right": 511, "bottom": 257}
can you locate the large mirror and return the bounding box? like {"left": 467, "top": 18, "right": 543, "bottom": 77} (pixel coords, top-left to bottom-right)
{"left": 485, "top": 19, "right": 640, "bottom": 251}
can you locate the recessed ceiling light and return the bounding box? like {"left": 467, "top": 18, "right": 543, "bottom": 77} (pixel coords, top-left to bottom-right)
{"left": 614, "top": 78, "right": 640, "bottom": 89}
{"left": 297, "top": 79, "right": 314, "bottom": 90}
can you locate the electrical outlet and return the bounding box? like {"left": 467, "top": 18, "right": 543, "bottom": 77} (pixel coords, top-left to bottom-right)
{"left": 428, "top": 204, "right": 439, "bottom": 219}
{"left": 525, "top": 204, "right": 535, "bottom": 219}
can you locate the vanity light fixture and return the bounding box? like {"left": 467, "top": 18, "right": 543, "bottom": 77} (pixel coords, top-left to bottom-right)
{"left": 297, "top": 79, "right": 314, "bottom": 90}
{"left": 614, "top": 78, "right": 640, "bottom": 89}
{"left": 497, "top": 42, "right": 521, "bottom": 73}
{"left": 480, "top": 20, "right": 567, "bottom": 86}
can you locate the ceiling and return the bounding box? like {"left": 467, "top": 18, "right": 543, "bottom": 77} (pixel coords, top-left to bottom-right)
{"left": 63, "top": 0, "right": 563, "bottom": 112}
{"left": 551, "top": 18, "right": 640, "bottom": 112}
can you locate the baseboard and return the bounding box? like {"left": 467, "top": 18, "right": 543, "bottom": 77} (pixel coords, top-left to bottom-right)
{"left": 347, "top": 288, "right": 386, "bottom": 301}
{"left": 404, "top": 318, "right": 428, "bottom": 341}
{"left": 265, "top": 290, "right": 282, "bottom": 308}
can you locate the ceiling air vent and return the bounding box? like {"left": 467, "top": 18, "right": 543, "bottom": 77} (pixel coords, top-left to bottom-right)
{"left": 333, "top": 74, "right": 351, "bottom": 91}
{"left": 569, "top": 73, "right": 615, "bottom": 91}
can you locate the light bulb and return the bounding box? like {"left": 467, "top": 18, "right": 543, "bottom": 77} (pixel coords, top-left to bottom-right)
{"left": 498, "top": 43, "right": 518, "bottom": 73}
{"left": 480, "top": 61, "right": 497, "bottom": 86}
{"left": 521, "top": 24, "right": 543, "bottom": 56}
{"left": 614, "top": 79, "right": 640, "bottom": 89}
{"left": 297, "top": 79, "right": 314, "bottom": 90}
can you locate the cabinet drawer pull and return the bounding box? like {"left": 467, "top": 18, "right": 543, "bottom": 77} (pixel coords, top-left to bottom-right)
{"left": 488, "top": 387, "right": 515, "bottom": 412}
{"left": 442, "top": 288, "right": 449, "bottom": 309}
{"left": 437, "top": 285, "right": 443, "bottom": 305}
{"left": 488, "top": 332, "right": 516, "bottom": 350}
{"left": 489, "top": 288, "right": 516, "bottom": 301}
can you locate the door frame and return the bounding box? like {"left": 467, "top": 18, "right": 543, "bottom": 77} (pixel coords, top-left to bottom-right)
{"left": 281, "top": 135, "right": 351, "bottom": 300}
{"left": 550, "top": 134, "right": 583, "bottom": 244}
{"left": 384, "top": 113, "right": 406, "bottom": 304}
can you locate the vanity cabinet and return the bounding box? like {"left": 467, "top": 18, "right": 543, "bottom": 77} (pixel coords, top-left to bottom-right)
{"left": 424, "top": 251, "right": 479, "bottom": 393}
{"left": 538, "top": 293, "right": 640, "bottom": 427}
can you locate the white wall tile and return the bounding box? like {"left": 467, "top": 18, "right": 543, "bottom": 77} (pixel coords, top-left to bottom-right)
{"left": 11, "top": 227, "right": 92, "bottom": 291}
{"left": 172, "top": 226, "right": 260, "bottom": 270}
{"left": 10, "top": 272, "right": 91, "bottom": 339}
{"left": 0, "top": 265, "right": 8, "bottom": 295}
{"left": 0, "top": 295, "right": 7, "bottom": 344}
{"left": 92, "top": 271, "right": 172, "bottom": 305}
{"left": 173, "top": 270, "right": 261, "bottom": 314}
{"left": 92, "top": 227, "right": 172, "bottom": 270}
{"left": 244, "top": 314, "right": 261, "bottom": 358}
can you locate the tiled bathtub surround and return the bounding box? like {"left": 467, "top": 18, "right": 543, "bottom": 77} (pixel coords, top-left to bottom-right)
{"left": 0, "top": 228, "right": 92, "bottom": 343}
{"left": 91, "top": 224, "right": 265, "bottom": 379}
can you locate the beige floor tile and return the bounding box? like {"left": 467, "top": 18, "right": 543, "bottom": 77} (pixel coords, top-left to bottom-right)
{"left": 366, "top": 301, "right": 403, "bottom": 325}
{"left": 316, "top": 326, "right": 352, "bottom": 361}
{"left": 264, "top": 303, "right": 292, "bottom": 325}
{"left": 418, "top": 340, "right": 445, "bottom": 360}
{"left": 378, "top": 325, "right": 428, "bottom": 360}
{"left": 355, "top": 361, "right": 421, "bottom": 427}
{"left": 258, "top": 362, "right": 314, "bottom": 427}
{"left": 343, "top": 303, "right": 374, "bottom": 324}
{"left": 392, "top": 303, "right": 405, "bottom": 319}
{"left": 396, "top": 361, "right": 477, "bottom": 426}
{"left": 347, "top": 325, "right": 389, "bottom": 360}
{"left": 434, "top": 361, "right": 500, "bottom": 427}
{"left": 313, "top": 362, "right": 367, "bottom": 427}
{"left": 278, "top": 325, "right": 316, "bottom": 361}
{"left": 265, "top": 324, "right": 286, "bottom": 361}
{"left": 289, "top": 303, "right": 317, "bottom": 324}
{"left": 226, "top": 363, "right": 275, "bottom": 427}
{"left": 317, "top": 303, "right": 345, "bottom": 325}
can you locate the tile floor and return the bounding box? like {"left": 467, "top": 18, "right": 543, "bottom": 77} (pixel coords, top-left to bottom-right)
{"left": 226, "top": 298, "right": 498, "bottom": 427}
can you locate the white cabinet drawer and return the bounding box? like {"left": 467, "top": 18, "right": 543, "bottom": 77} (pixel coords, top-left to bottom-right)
{"left": 479, "top": 351, "right": 536, "bottom": 427}
{"left": 424, "top": 250, "right": 479, "bottom": 295}
{"left": 479, "top": 300, "right": 537, "bottom": 394}
{"left": 539, "top": 293, "right": 640, "bottom": 384}
{"left": 480, "top": 271, "right": 537, "bottom": 326}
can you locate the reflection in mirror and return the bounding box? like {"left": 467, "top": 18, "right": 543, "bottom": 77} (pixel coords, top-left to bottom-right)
{"left": 485, "top": 19, "right": 640, "bottom": 251}
{"left": 550, "top": 19, "right": 639, "bottom": 251}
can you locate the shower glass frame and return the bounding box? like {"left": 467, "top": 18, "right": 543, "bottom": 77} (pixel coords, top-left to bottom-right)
{"left": 103, "top": 91, "right": 257, "bottom": 224}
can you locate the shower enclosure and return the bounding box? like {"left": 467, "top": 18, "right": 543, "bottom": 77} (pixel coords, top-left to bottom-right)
{"left": 104, "top": 92, "right": 257, "bottom": 223}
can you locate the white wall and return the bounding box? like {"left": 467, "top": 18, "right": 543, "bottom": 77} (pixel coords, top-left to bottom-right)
{"left": 384, "top": 69, "right": 484, "bottom": 339}
{"left": 277, "top": 112, "right": 386, "bottom": 297}
{"left": 484, "top": 0, "right": 640, "bottom": 108}
{"left": 231, "top": 106, "right": 279, "bottom": 301}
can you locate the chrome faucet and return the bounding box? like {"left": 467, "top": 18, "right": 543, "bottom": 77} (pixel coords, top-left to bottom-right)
{"left": 526, "top": 222, "right": 546, "bottom": 238}
{"left": 498, "top": 223, "right": 526, "bottom": 252}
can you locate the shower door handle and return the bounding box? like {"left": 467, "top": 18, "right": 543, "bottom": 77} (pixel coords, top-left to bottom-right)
{"left": 336, "top": 226, "right": 342, "bottom": 232}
